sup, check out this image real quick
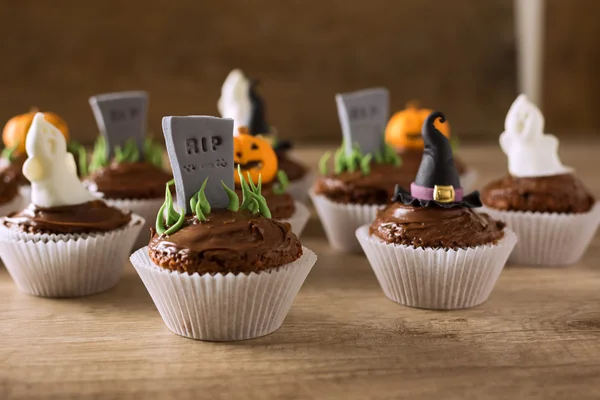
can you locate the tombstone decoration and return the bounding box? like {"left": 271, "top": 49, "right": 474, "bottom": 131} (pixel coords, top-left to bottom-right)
{"left": 89, "top": 91, "right": 149, "bottom": 159}
{"left": 162, "top": 116, "right": 234, "bottom": 213}
{"left": 335, "top": 87, "right": 390, "bottom": 157}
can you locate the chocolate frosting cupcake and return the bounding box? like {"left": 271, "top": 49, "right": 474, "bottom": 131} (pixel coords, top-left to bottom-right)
{"left": 4, "top": 200, "right": 132, "bottom": 235}
{"left": 83, "top": 161, "right": 172, "bottom": 200}
{"left": 482, "top": 174, "right": 594, "bottom": 214}
{"left": 314, "top": 163, "right": 410, "bottom": 205}
{"left": 149, "top": 209, "right": 302, "bottom": 275}
{"left": 0, "top": 167, "right": 19, "bottom": 206}
{"left": 370, "top": 203, "right": 504, "bottom": 249}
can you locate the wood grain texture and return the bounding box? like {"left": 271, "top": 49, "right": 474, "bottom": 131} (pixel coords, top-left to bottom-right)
{"left": 0, "top": 0, "right": 516, "bottom": 145}
{"left": 1, "top": 143, "right": 600, "bottom": 399}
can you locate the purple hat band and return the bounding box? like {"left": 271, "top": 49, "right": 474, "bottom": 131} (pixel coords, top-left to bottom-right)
{"left": 410, "top": 182, "right": 463, "bottom": 202}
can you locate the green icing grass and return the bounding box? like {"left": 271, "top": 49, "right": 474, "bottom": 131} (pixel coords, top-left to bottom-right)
{"left": 88, "top": 136, "right": 164, "bottom": 174}
{"left": 155, "top": 167, "right": 272, "bottom": 236}
{"left": 0, "top": 144, "right": 18, "bottom": 163}
{"left": 319, "top": 141, "right": 401, "bottom": 176}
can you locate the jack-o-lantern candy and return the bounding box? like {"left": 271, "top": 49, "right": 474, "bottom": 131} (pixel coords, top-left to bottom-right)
{"left": 233, "top": 127, "right": 278, "bottom": 185}
{"left": 385, "top": 103, "right": 450, "bottom": 150}
{"left": 3, "top": 108, "right": 69, "bottom": 155}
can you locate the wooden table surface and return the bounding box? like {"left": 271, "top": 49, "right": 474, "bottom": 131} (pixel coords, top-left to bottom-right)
{"left": 1, "top": 143, "right": 600, "bottom": 400}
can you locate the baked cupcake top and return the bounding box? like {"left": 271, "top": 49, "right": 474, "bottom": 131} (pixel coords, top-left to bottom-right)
{"left": 153, "top": 115, "right": 302, "bottom": 275}
{"left": 481, "top": 95, "right": 594, "bottom": 214}
{"left": 82, "top": 91, "right": 172, "bottom": 200}
{"left": 372, "top": 111, "right": 504, "bottom": 249}
{"left": 315, "top": 87, "right": 405, "bottom": 205}
{"left": 218, "top": 68, "right": 308, "bottom": 182}
{"left": 2, "top": 113, "right": 131, "bottom": 235}
{"left": 370, "top": 203, "right": 504, "bottom": 249}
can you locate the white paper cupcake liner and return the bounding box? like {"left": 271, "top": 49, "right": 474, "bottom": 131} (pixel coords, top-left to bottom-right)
{"left": 286, "top": 172, "right": 314, "bottom": 204}
{"left": 480, "top": 202, "right": 600, "bottom": 266}
{"left": 278, "top": 201, "right": 310, "bottom": 237}
{"left": 105, "top": 197, "right": 164, "bottom": 250}
{"left": 356, "top": 226, "right": 517, "bottom": 310}
{"left": 460, "top": 169, "right": 478, "bottom": 193}
{"left": 0, "top": 214, "right": 145, "bottom": 298}
{"left": 130, "top": 246, "right": 317, "bottom": 341}
{"left": 0, "top": 195, "right": 24, "bottom": 217}
{"left": 309, "top": 190, "right": 383, "bottom": 252}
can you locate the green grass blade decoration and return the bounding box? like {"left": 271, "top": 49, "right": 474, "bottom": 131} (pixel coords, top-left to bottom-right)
{"left": 333, "top": 147, "right": 345, "bottom": 175}
{"left": 319, "top": 151, "right": 331, "bottom": 175}
{"left": 165, "top": 181, "right": 179, "bottom": 225}
{"left": 198, "top": 178, "right": 211, "bottom": 215}
{"left": 1, "top": 144, "right": 18, "bottom": 162}
{"left": 360, "top": 153, "right": 372, "bottom": 175}
{"left": 164, "top": 210, "right": 185, "bottom": 235}
{"left": 250, "top": 192, "right": 271, "bottom": 218}
{"left": 189, "top": 193, "right": 198, "bottom": 216}
{"left": 194, "top": 198, "right": 207, "bottom": 222}
{"left": 247, "top": 172, "right": 258, "bottom": 192}
{"left": 222, "top": 181, "right": 239, "bottom": 211}
{"left": 249, "top": 198, "right": 259, "bottom": 214}
{"left": 272, "top": 170, "right": 289, "bottom": 195}
{"left": 155, "top": 201, "right": 167, "bottom": 235}
{"left": 77, "top": 145, "right": 88, "bottom": 177}
{"left": 238, "top": 165, "right": 253, "bottom": 209}
{"left": 129, "top": 140, "right": 140, "bottom": 162}
{"left": 374, "top": 149, "right": 383, "bottom": 164}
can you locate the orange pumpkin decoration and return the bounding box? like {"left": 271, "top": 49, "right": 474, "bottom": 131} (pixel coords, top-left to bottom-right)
{"left": 234, "top": 127, "right": 278, "bottom": 185}
{"left": 3, "top": 108, "right": 69, "bottom": 154}
{"left": 385, "top": 103, "right": 450, "bottom": 150}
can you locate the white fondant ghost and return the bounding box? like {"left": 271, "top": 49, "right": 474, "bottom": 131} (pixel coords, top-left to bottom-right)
{"left": 23, "top": 113, "right": 95, "bottom": 207}
{"left": 500, "top": 94, "right": 573, "bottom": 178}
{"left": 217, "top": 69, "right": 252, "bottom": 134}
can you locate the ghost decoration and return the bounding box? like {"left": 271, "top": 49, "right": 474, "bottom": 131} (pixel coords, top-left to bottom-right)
{"left": 500, "top": 94, "right": 573, "bottom": 178}
{"left": 217, "top": 69, "right": 252, "bottom": 134}
{"left": 22, "top": 113, "right": 96, "bottom": 208}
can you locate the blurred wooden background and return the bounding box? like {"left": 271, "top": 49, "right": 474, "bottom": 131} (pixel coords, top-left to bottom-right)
{"left": 0, "top": 0, "right": 597, "bottom": 145}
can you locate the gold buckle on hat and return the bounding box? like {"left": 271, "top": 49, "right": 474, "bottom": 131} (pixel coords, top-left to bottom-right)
{"left": 433, "top": 185, "right": 455, "bottom": 203}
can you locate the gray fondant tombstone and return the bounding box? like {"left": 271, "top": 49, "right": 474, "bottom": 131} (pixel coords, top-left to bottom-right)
{"left": 89, "top": 91, "right": 149, "bottom": 158}
{"left": 335, "top": 87, "right": 390, "bottom": 156}
{"left": 162, "top": 116, "right": 234, "bottom": 213}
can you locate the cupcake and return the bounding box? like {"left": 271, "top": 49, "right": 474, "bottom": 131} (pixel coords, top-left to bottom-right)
{"left": 2, "top": 108, "right": 71, "bottom": 202}
{"left": 480, "top": 95, "right": 600, "bottom": 265}
{"left": 218, "top": 69, "right": 313, "bottom": 202}
{"left": 311, "top": 87, "right": 405, "bottom": 252}
{"left": 0, "top": 114, "right": 144, "bottom": 297}
{"left": 385, "top": 102, "right": 478, "bottom": 192}
{"left": 233, "top": 128, "right": 309, "bottom": 236}
{"left": 357, "top": 112, "right": 516, "bottom": 309}
{"left": 83, "top": 91, "right": 172, "bottom": 250}
{"left": 130, "top": 115, "right": 317, "bottom": 341}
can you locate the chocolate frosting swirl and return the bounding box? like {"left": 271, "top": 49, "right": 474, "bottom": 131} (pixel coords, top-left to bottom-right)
{"left": 482, "top": 174, "right": 595, "bottom": 214}
{"left": 148, "top": 209, "right": 302, "bottom": 275}
{"left": 314, "top": 163, "right": 411, "bottom": 205}
{"left": 369, "top": 203, "right": 505, "bottom": 249}
{"left": 83, "top": 161, "right": 172, "bottom": 200}
{"left": 3, "top": 200, "right": 132, "bottom": 234}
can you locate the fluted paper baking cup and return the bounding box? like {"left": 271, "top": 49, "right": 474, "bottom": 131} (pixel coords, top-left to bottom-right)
{"left": 287, "top": 172, "right": 314, "bottom": 204}
{"left": 480, "top": 202, "right": 600, "bottom": 266}
{"left": 0, "top": 195, "right": 24, "bottom": 217}
{"left": 356, "top": 226, "right": 517, "bottom": 310}
{"left": 310, "top": 190, "right": 383, "bottom": 252}
{"left": 279, "top": 201, "right": 310, "bottom": 237}
{"left": 0, "top": 214, "right": 145, "bottom": 298}
{"left": 106, "top": 197, "right": 164, "bottom": 250}
{"left": 460, "top": 169, "right": 478, "bottom": 193}
{"left": 130, "top": 246, "right": 317, "bottom": 341}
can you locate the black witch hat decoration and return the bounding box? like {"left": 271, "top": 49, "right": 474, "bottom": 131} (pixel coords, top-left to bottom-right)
{"left": 392, "top": 111, "right": 482, "bottom": 208}
{"left": 248, "top": 79, "right": 293, "bottom": 152}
